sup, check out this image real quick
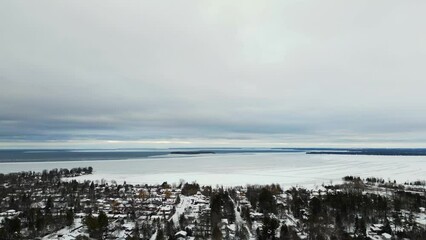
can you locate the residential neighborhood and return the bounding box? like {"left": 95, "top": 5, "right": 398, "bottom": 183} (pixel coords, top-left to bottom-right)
{"left": 1, "top": 168, "right": 426, "bottom": 239}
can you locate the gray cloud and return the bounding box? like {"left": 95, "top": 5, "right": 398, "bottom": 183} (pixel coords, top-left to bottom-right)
{"left": 1, "top": 1, "right": 426, "bottom": 148}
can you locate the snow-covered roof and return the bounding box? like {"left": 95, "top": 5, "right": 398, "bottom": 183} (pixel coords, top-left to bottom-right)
{"left": 175, "top": 230, "right": 187, "bottom": 237}
{"left": 382, "top": 233, "right": 391, "bottom": 239}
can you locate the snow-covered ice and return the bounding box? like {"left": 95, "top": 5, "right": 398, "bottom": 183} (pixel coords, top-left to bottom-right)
{"left": 1, "top": 152, "right": 425, "bottom": 187}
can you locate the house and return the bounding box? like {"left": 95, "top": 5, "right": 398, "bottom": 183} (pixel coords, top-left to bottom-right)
{"left": 381, "top": 233, "right": 391, "bottom": 240}
{"left": 175, "top": 230, "right": 187, "bottom": 239}
{"left": 369, "top": 224, "right": 384, "bottom": 234}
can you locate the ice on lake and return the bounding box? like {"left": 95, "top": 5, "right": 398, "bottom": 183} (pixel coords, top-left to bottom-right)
{"left": 1, "top": 152, "right": 425, "bottom": 187}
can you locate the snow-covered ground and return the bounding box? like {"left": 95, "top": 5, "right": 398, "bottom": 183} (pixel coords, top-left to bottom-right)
{"left": 1, "top": 152, "right": 426, "bottom": 187}
{"left": 41, "top": 218, "right": 87, "bottom": 240}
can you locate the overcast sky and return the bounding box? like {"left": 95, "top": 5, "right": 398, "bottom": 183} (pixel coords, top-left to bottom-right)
{"left": 1, "top": 1, "right": 426, "bottom": 148}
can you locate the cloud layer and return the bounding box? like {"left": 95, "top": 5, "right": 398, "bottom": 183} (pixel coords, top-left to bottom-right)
{"left": 1, "top": 1, "right": 426, "bottom": 148}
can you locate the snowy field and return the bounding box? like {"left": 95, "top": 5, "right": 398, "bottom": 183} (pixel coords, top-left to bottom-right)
{"left": 0, "top": 152, "right": 425, "bottom": 188}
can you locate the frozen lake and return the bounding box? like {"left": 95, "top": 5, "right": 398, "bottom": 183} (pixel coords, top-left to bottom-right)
{"left": 0, "top": 152, "right": 425, "bottom": 187}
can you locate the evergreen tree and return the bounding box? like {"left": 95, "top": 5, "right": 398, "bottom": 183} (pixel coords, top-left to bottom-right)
{"left": 66, "top": 209, "right": 74, "bottom": 226}
{"left": 212, "top": 225, "right": 223, "bottom": 240}
{"left": 98, "top": 211, "right": 108, "bottom": 230}
{"left": 5, "top": 217, "right": 21, "bottom": 236}
{"left": 279, "top": 224, "right": 289, "bottom": 240}
{"left": 155, "top": 228, "right": 165, "bottom": 240}
{"left": 383, "top": 218, "right": 392, "bottom": 235}
{"left": 258, "top": 188, "right": 277, "bottom": 214}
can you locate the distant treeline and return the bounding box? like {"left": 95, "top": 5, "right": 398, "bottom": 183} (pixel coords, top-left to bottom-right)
{"left": 170, "top": 151, "right": 215, "bottom": 155}
{"left": 307, "top": 148, "right": 426, "bottom": 156}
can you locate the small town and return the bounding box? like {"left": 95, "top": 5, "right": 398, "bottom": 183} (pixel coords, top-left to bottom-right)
{"left": 0, "top": 168, "right": 425, "bottom": 240}
{"left": 2, "top": 0, "right": 426, "bottom": 239}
